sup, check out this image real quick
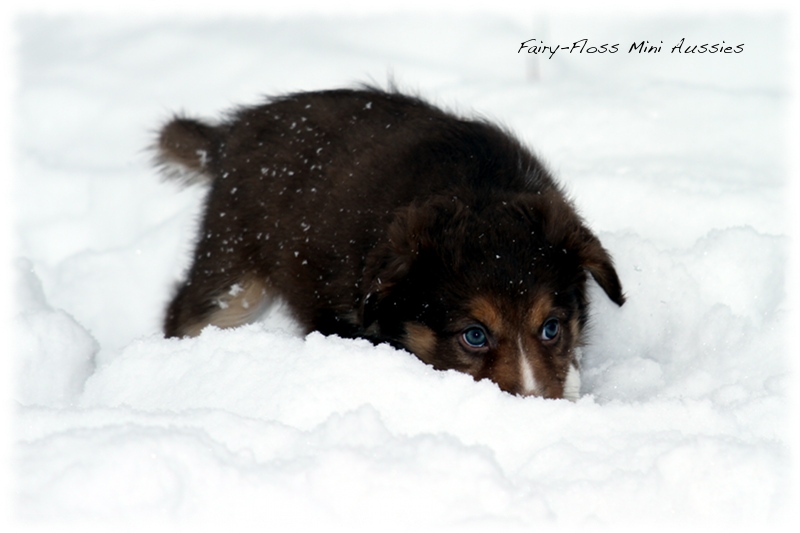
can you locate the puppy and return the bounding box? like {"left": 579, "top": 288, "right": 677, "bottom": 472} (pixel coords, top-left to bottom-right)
{"left": 156, "top": 87, "right": 624, "bottom": 399}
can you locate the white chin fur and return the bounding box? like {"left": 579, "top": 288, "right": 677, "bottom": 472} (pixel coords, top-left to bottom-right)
{"left": 562, "top": 364, "right": 581, "bottom": 401}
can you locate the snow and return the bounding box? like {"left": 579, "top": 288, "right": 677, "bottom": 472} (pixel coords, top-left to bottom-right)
{"left": 8, "top": 6, "right": 795, "bottom": 531}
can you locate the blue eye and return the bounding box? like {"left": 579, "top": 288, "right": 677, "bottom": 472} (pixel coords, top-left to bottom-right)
{"left": 541, "top": 318, "right": 560, "bottom": 341}
{"left": 461, "top": 326, "right": 488, "bottom": 349}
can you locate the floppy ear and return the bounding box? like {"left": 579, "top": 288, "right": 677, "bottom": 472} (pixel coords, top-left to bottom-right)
{"left": 360, "top": 196, "right": 464, "bottom": 327}
{"left": 360, "top": 205, "right": 428, "bottom": 327}
{"left": 577, "top": 226, "right": 626, "bottom": 306}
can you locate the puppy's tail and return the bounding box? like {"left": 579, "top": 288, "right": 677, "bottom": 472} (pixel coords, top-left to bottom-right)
{"left": 155, "top": 116, "right": 220, "bottom": 185}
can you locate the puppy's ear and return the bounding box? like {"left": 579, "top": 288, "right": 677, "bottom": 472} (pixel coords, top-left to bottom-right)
{"left": 360, "top": 198, "right": 460, "bottom": 327}
{"left": 360, "top": 205, "right": 428, "bottom": 327}
{"left": 577, "top": 226, "right": 626, "bottom": 306}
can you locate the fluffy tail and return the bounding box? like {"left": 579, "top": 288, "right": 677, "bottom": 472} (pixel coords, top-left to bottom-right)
{"left": 155, "top": 116, "right": 219, "bottom": 184}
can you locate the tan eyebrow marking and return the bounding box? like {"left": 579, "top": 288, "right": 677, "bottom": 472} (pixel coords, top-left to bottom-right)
{"left": 468, "top": 296, "right": 504, "bottom": 333}
{"left": 529, "top": 292, "right": 555, "bottom": 331}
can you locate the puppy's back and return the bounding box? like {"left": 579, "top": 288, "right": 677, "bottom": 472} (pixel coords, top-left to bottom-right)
{"left": 157, "top": 87, "right": 574, "bottom": 337}
{"left": 157, "top": 87, "right": 556, "bottom": 197}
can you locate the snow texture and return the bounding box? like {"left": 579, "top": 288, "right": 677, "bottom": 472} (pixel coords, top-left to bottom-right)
{"left": 10, "top": 9, "right": 793, "bottom": 531}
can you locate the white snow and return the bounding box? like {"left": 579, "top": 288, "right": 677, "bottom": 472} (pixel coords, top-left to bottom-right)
{"left": 8, "top": 6, "right": 795, "bottom": 531}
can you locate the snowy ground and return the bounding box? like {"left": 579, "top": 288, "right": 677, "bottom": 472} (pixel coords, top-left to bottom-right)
{"left": 8, "top": 7, "right": 794, "bottom": 531}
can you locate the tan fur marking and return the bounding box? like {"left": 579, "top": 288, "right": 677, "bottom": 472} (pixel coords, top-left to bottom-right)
{"left": 476, "top": 340, "right": 520, "bottom": 393}
{"left": 186, "top": 275, "right": 271, "bottom": 336}
{"left": 403, "top": 322, "right": 437, "bottom": 362}
{"left": 469, "top": 296, "right": 504, "bottom": 334}
{"left": 529, "top": 292, "right": 554, "bottom": 331}
{"left": 179, "top": 321, "right": 203, "bottom": 338}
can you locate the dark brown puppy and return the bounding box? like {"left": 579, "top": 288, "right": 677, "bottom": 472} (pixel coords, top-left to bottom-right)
{"left": 156, "top": 87, "right": 624, "bottom": 399}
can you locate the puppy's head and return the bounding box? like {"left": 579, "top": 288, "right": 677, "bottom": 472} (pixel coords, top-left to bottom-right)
{"left": 362, "top": 192, "right": 624, "bottom": 400}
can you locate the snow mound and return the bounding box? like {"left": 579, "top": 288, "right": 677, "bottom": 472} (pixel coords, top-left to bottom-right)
{"left": 14, "top": 258, "right": 97, "bottom": 407}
